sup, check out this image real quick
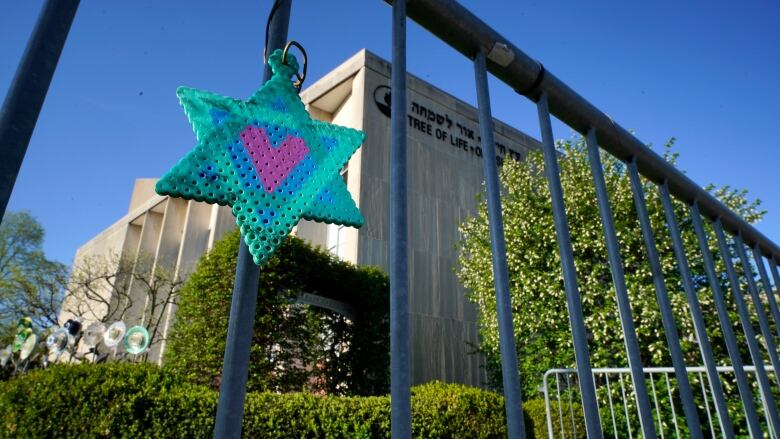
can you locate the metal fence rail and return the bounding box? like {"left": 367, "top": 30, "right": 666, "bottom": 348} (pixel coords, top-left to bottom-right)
{"left": 0, "top": 0, "right": 80, "bottom": 221}
{"left": 389, "top": 0, "right": 780, "bottom": 262}
{"left": 5, "top": 0, "right": 780, "bottom": 437}
{"left": 389, "top": 0, "right": 780, "bottom": 437}
{"left": 543, "top": 366, "right": 778, "bottom": 439}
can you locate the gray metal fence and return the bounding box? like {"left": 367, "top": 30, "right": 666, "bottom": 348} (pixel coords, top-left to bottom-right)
{"left": 543, "top": 366, "right": 778, "bottom": 439}
{"left": 3, "top": 0, "right": 780, "bottom": 438}
{"left": 390, "top": 0, "right": 780, "bottom": 437}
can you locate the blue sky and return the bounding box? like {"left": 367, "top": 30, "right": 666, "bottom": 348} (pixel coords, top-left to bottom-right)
{"left": 2, "top": 1, "right": 778, "bottom": 264}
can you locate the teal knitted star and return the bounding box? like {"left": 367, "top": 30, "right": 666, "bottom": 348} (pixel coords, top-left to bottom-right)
{"left": 156, "top": 49, "right": 364, "bottom": 265}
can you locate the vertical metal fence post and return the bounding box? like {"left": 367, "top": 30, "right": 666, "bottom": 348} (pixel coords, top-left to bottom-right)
{"left": 733, "top": 235, "right": 780, "bottom": 377}
{"left": 543, "top": 373, "right": 554, "bottom": 439}
{"left": 625, "top": 160, "right": 703, "bottom": 438}
{"left": 714, "top": 221, "right": 780, "bottom": 436}
{"left": 770, "top": 258, "right": 780, "bottom": 326}
{"left": 752, "top": 246, "right": 780, "bottom": 340}
{"left": 213, "top": 2, "right": 291, "bottom": 438}
{"left": 473, "top": 51, "right": 526, "bottom": 439}
{"left": 537, "top": 110, "right": 606, "bottom": 437}
{"left": 690, "top": 202, "right": 762, "bottom": 438}
{"left": 657, "top": 183, "right": 734, "bottom": 437}
{"left": 573, "top": 126, "right": 655, "bottom": 438}
{"left": 0, "top": 0, "right": 80, "bottom": 221}
{"left": 390, "top": 0, "right": 411, "bottom": 437}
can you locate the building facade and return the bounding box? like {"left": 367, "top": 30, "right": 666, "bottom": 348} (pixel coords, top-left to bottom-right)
{"left": 61, "top": 49, "right": 541, "bottom": 386}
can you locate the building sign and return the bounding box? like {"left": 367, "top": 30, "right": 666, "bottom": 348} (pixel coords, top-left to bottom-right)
{"left": 373, "top": 85, "right": 392, "bottom": 118}
{"left": 373, "top": 85, "right": 525, "bottom": 165}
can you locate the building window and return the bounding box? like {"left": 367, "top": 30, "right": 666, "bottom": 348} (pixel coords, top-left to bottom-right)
{"left": 327, "top": 223, "right": 346, "bottom": 259}
{"left": 327, "top": 167, "right": 349, "bottom": 259}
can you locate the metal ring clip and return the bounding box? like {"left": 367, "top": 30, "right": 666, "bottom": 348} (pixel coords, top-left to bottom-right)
{"left": 281, "top": 40, "right": 307, "bottom": 91}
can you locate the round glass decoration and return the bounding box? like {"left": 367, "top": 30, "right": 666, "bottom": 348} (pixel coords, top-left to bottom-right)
{"left": 123, "top": 326, "right": 150, "bottom": 355}
{"left": 13, "top": 327, "right": 32, "bottom": 353}
{"left": 0, "top": 345, "right": 11, "bottom": 367}
{"left": 19, "top": 333, "right": 37, "bottom": 361}
{"left": 64, "top": 318, "right": 82, "bottom": 336}
{"left": 82, "top": 322, "right": 105, "bottom": 347}
{"left": 104, "top": 321, "right": 126, "bottom": 348}
{"left": 46, "top": 328, "right": 69, "bottom": 354}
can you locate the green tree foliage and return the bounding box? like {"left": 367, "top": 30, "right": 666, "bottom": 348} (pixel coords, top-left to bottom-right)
{"left": 0, "top": 363, "right": 576, "bottom": 438}
{"left": 164, "top": 229, "right": 389, "bottom": 396}
{"left": 457, "top": 136, "right": 765, "bottom": 401}
{"left": 0, "top": 211, "right": 67, "bottom": 338}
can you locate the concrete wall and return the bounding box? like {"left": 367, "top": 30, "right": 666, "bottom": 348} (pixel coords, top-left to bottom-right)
{"left": 338, "top": 50, "right": 539, "bottom": 387}
{"left": 61, "top": 179, "right": 237, "bottom": 364}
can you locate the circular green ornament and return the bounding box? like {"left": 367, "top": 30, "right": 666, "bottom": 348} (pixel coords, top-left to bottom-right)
{"left": 123, "top": 326, "right": 150, "bottom": 355}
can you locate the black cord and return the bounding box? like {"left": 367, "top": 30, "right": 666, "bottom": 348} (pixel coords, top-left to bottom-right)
{"left": 263, "top": 0, "right": 282, "bottom": 63}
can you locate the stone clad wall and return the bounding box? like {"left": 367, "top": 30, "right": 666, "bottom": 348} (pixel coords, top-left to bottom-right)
{"left": 353, "top": 51, "right": 541, "bottom": 387}
{"left": 60, "top": 181, "right": 236, "bottom": 364}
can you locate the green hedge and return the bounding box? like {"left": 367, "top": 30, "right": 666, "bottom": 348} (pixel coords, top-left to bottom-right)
{"left": 0, "top": 364, "right": 582, "bottom": 438}
{"left": 165, "top": 231, "right": 390, "bottom": 396}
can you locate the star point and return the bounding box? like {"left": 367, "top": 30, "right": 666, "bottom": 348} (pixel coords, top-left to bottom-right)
{"left": 156, "top": 49, "right": 364, "bottom": 265}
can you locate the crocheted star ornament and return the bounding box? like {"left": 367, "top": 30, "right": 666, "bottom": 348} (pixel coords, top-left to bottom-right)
{"left": 156, "top": 49, "right": 364, "bottom": 265}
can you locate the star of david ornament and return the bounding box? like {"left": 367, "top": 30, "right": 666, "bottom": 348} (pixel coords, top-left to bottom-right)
{"left": 156, "top": 49, "right": 364, "bottom": 265}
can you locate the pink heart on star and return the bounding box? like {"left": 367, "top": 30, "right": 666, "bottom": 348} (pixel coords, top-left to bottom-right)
{"left": 240, "top": 125, "right": 309, "bottom": 194}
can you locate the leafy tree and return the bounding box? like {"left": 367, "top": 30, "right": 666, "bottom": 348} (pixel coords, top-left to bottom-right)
{"left": 165, "top": 229, "right": 389, "bottom": 396}
{"left": 457, "top": 135, "right": 765, "bottom": 401}
{"left": 0, "top": 211, "right": 67, "bottom": 338}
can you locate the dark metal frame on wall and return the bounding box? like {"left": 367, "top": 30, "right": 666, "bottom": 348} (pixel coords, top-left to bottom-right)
{"left": 5, "top": 0, "right": 780, "bottom": 438}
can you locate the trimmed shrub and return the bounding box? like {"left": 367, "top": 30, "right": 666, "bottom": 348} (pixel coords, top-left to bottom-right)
{"left": 0, "top": 364, "right": 581, "bottom": 438}
{"left": 165, "top": 230, "right": 390, "bottom": 396}
{"left": 0, "top": 363, "right": 186, "bottom": 438}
